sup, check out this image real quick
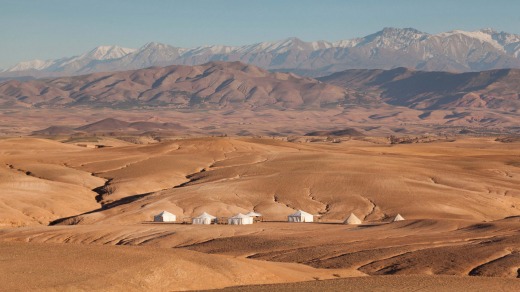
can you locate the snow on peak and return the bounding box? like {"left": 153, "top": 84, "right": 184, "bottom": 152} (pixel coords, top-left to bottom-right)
{"left": 184, "top": 45, "right": 238, "bottom": 55}
{"left": 333, "top": 28, "right": 427, "bottom": 49}
{"left": 4, "top": 27, "right": 519, "bottom": 75}
{"left": 310, "top": 40, "right": 333, "bottom": 50}
{"left": 7, "top": 59, "right": 54, "bottom": 72}
{"left": 83, "top": 45, "right": 136, "bottom": 60}
{"left": 259, "top": 37, "right": 304, "bottom": 52}
{"left": 207, "top": 45, "right": 237, "bottom": 54}
{"left": 142, "top": 42, "right": 165, "bottom": 49}
{"left": 354, "top": 27, "right": 428, "bottom": 50}
{"left": 333, "top": 39, "right": 362, "bottom": 48}
{"left": 57, "top": 45, "right": 136, "bottom": 67}
{"left": 140, "top": 42, "right": 183, "bottom": 52}
{"left": 436, "top": 29, "right": 505, "bottom": 51}
{"left": 237, "top": 37, "right": 333, "bottom": 54}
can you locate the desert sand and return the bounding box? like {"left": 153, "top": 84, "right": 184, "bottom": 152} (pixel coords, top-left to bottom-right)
{"left": 0, "top": 136, "right": 519, "bottom": 290}
{"left": 209, "top": 275, "right": 520, "bottom": 292}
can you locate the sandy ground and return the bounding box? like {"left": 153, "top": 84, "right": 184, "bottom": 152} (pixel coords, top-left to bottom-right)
{"left": 0, "top": 137, "right": 519, "bottom": 290}
{"left": 1, "top": 107, "right": 504, "bottom": 138}
{"left": 1, "top": 136, "right": 519, "bottom": 226}
{"left": 209, "top": 275, "right": 520, "bottom": 292}
{"left": 0, "top": 242, "right": 360, "bottom": 291}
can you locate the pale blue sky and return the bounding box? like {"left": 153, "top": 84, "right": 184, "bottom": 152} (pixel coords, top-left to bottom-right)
{"left": 1, "top": 0, "right": 520, "bottom": 69}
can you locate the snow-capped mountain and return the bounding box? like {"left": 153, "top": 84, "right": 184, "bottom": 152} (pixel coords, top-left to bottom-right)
{"left": 3, "top": 28, "right": 520, "bottom": 78}
{"left": 7, "top": 59, "right": 55, "bottom": 72}
{"left": 348, "top": 27, "right": 428, "bottom": 50}
{"left": 90, "top": 42, "right": 186, "bottom": 72}
{"left": 4, "top": 45, "right": 135, "bottom": 75}
{"left": 80, "top": 45, "right": 135, "bottom": 60}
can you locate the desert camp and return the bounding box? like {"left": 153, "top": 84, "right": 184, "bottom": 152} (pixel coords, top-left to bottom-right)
{"left": 287, "top": 210, "right": 314, "bottom": 223}
{"left": 192, "top": 212, "right": 217, "bottom": 225}
{"left": 228, "top": 213, "right": 254, "bottom": 225}
{"left": 3, "top": 1, "right": 520, "bottom": 291}
{"left": 1, "top": 136, "right": 519, "bottom": 292}
{"left": 153, "top": 211, "right": 176, "bottom": 222}
{"left": 344, "top": 213, "right": 362, "bottom": 225}
{"left": 393, "top": 214, "right": 405, "bottom": 222}
{"left": 149, "top": 209, "right": 405, "bottom": 226}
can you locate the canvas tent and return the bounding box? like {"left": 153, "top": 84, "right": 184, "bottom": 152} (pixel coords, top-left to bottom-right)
{"left": 288, "top": 210, "right": 314, "bottom": 222}
{"left": 192, "top": 212, "right": 217, "bottom": 225}
{"left": 153, "top": 211, "right": 176, "bottom": 222}
{"left": 343, "top": 213, "right": 362, "bottom": 225}
{"left": 393, "top": 214, "right": 405, "bottom": 222}
{"left": 228, "top": 213, "right": 254, "bottom": 225}
{"left": 245, "top": 211, "right": 262, "bottom": 217}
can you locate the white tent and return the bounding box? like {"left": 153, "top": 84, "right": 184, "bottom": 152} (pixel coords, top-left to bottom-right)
{"left": 228, "top": 213, "right": 254, "bottom": 225}
{"left": 153, "top": 211, "right": 176, "bottom": 222}
{"left": 288, "top": 210, "right": 314, "bottom": 222}
{"left": 393, "top": 214, "right": 405, "bottom": 222}
{"left": 192, "top": 212, "right": 217, "bottom": 225}
{"left": 343, "top": 213, "right": 362, "bottom": 225}
{"left": 245, "top": 211, "right": 262, "bottom": 217}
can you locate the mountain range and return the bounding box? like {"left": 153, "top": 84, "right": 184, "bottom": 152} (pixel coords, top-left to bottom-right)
{"left": 0, "top": 61, "right": 354, "bottom": 109}
{"left": 319, "top": 67, "right": 520, "bottom": 111}
{"left": 2, "top": 60, "right": 519, "bottom": 115}
{"left": 3, "top": 27, "right": 520, "bottom": 79}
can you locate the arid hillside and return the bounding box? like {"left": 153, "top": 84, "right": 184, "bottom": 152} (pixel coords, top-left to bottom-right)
{"left": 2, "top": 63, "right": 520, "bottom": 138}
{"left": 1, "top": 137, "right": 519, "bottom": 226}
{"left": 1, "top": 137, "right": 520, "bottom": 290}
{"left": 319, "top": 67, "right": 520, "bottom": 111}
{"left": 0, "top": 61, "right": 355, "bottom": 109}
{"left": 4, "top": 62, "right": 520, "bottom": 113}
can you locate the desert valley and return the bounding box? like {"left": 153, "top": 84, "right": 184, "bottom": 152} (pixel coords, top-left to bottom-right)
{"left": 1, "top": 58, "right": 520, "bottom": 290}
{"left": 2, "top": 4, "right": 520, "bottom": 290}
{"left": 1, "top": 134, "right": 520, "bottom": 291}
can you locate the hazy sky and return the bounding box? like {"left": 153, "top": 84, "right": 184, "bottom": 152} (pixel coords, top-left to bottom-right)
{"left": 2, "top": 0, "right": 520, "bottom": 69}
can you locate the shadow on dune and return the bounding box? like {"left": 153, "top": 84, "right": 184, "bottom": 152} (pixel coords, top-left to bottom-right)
{"left": 49, "top": 192, "right": 151, "bottom": 226}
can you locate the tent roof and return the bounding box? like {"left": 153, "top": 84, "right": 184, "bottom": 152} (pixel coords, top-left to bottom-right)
{"left": 393, "top": 214, "right": 405, "bottom": 221}
{"left": 289, "top": 210, "right": 313, "bottom": 217}
{"left": 230, "top": 213, "right": 251, "bottom": 219}
{"left": 344, "top": 213, "right": 362, "bottom": 224}
{"left": 245, "top": 211, "right": 262, "bottom": 217}
{"left": 156, "top": 211, "right": 174, "bottom": 216}
{"left": 196, "top": 212, "right": 216, "bottom": 219}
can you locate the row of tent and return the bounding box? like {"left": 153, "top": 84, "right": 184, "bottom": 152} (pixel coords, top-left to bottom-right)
{"left": 192, "top": 212, "right": 263, "bottom": 225}
{"left": 344, "top": 212, "right": 405, "bottom": 224}
{"left": 153, "top": 211, "right": 262, "bottom": 225}
{"left": 288, "top": 210, "right": 405, "bottom": 224}
{"left": 154, "top": 209, "right": 405, "bottom": 225}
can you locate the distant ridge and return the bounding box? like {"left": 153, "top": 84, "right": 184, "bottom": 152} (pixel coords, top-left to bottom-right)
{"left": 305, "top": 128, "right": 365, "bottom": 137}
{"left": 0, "top": 61, "right": 354, "bottom": 110}
{"left": 318, "top": 67, "right": 520, "bottom": 111}
{"left": 32, "top": 118, "right": 188, "bottom": 135}
{"left": 2, "top": 27, "right": 520, "bottom": 79}
{"left": 3, "top": 61, "right": 520, "bottom": 113}
{"left": 75, "top": 118, "right": 130, "bottom": 131}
